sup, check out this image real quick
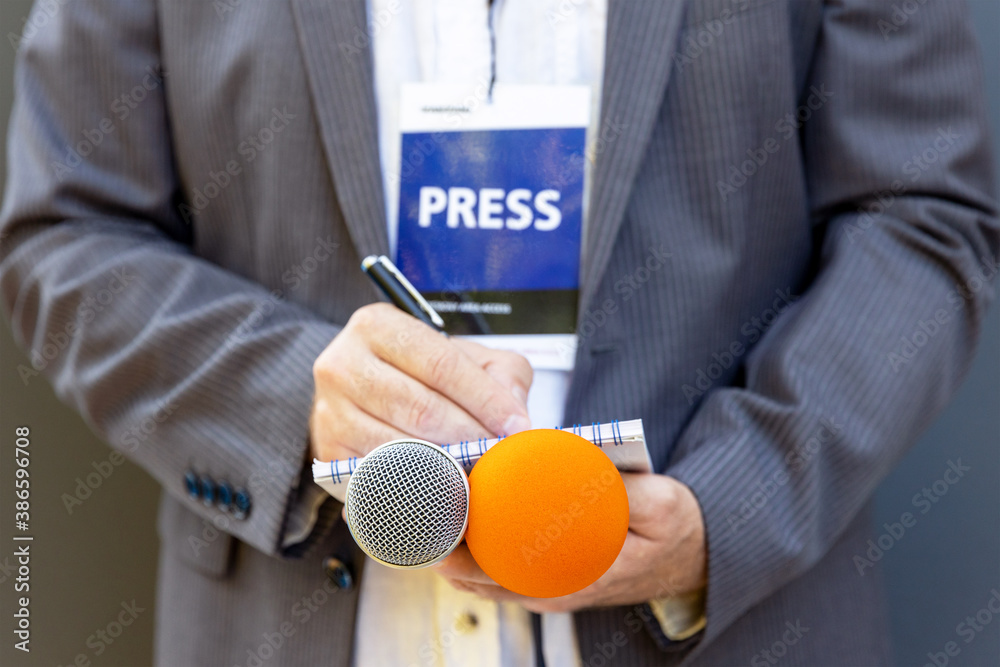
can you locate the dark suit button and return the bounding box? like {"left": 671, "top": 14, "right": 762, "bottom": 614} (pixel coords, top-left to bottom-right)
{"left": 217, "top": 482, "right": 234, "bottom": 511}
{"left": 233, "top": 488, "right": 251, "bottom": 519}
{"left": 184, "top": 471, "right": 200, "bottom": 499}
{"left": 323, "top": 557, "right": 353, "bottom": 591}
{"left": 199, "top": 476, "right": 216, "bottom": 507}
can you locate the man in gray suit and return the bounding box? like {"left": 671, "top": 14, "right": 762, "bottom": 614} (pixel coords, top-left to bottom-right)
{"left": 2, "top": 0, "right": 996, "bottom": 665}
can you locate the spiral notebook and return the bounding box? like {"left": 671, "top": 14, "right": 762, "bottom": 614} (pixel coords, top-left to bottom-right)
{"left": 312, "top": 419, "right": 654, "bottom": 502}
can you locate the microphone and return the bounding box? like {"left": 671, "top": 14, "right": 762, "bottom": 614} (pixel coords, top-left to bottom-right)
{"left": 345, "top": 429, "right": 629, "bottom": 598}
{"left": 466, "top": 429, "right": 629, "bottom": 598}
{"left": 345, "top": 438, "right": 468, "bottom": 568}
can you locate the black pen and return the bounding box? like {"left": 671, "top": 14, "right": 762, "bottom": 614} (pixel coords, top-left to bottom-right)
{"left": 361, "top": 255, "right": 446, "bottom": 332}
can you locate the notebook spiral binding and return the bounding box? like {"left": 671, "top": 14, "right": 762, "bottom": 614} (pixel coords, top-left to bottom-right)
{"left": 320, "top": 418, "right": 650, "bottom": 494}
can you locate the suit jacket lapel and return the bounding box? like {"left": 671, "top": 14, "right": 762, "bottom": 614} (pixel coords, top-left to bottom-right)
{"left": 581, "top": 0, "right": 689, "bottom": 314}
{"left": 289, "top": 0, "right": 688, "bottom": 305}
{"left": 290, "top": 0, "right": 390, "bottom": 260}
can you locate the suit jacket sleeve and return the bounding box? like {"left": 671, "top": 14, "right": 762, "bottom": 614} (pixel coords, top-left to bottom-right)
{"left": 0, "top": 1, "right": 339, "bottom": 558}
{"left": 666, "top": 0, "right": 998, "bottom": 650}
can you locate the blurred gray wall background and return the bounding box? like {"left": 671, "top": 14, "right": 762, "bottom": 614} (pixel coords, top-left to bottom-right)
{"left": 870, "top": 1, "right": 999, "bottom": 664}
{"left": 0, "top": 1, "right": 997, "bottom": 665}
{"left": 0, "top": 2, "right": 160, "bottom": 666}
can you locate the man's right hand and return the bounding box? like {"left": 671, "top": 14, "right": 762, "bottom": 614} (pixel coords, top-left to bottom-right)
{"left": 310, "top": 302, "right": 533, "bottom": 463}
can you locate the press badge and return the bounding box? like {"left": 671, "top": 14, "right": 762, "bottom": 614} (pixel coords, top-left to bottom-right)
{"left": 395, "top": 83, "right": 589, "bottom": 370}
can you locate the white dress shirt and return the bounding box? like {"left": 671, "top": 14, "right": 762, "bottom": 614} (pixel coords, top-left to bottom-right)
{"left": 358, "top": 1, "right": 606, "bottom": 665}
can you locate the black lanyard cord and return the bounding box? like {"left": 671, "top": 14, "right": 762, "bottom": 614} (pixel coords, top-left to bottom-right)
{"left": 487, "top": 0, "right": 497, "bottom": 102}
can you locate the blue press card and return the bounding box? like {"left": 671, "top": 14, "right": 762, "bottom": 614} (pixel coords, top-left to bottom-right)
{"left": 392, "top": 83, "right": 588, "bottom": 340}
{"left": 397, "top": 127, "right": 585, "bottom": 295}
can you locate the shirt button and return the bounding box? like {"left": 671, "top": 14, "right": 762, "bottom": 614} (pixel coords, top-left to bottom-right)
{"left": 454, "top": 611, "right": 479, "bottom": 635}
{"left": 323, "top": 556, "right": 354, "bottom": 591}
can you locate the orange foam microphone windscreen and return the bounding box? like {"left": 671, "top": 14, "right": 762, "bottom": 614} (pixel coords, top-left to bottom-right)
{"left": 465, "top": 429, "right": 629, "bottom": 598}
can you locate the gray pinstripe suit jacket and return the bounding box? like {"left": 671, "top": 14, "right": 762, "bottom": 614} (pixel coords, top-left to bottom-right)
{"left": 2, "top": 0, "right": 997, "bottom": 665}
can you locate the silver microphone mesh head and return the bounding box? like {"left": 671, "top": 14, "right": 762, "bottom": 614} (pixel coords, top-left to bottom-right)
{"left": 346, "top": 439, "right": 469, "bottom": 568}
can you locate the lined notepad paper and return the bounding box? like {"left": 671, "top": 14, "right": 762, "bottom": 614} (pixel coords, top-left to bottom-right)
{"left": 312, "top": 419, "right": 654, "bottom": 502}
